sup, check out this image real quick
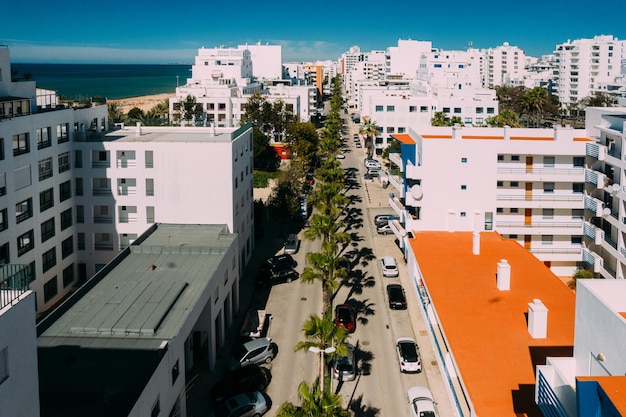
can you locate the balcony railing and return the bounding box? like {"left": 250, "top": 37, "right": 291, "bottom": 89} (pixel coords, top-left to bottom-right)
{"left": 94, "top": 243, "right": 114, "bottom": 251}
{"left": 496, "top": 194, "right": 583, "bottom": 202}
{"left": 0, "top": 264, "right": 31, "bottom": 310}
{"left": 92, "top": 188, "right": 112, "bottom": 196}
{"left": 93, "top": 216, "right": 113, "bottom": 224}
{"left": 586, "top": 142, "right": 606, "bottom": 161}
{"left": 39, "top": 169, "right": 53, "bottom": 181}
{"left": 497, "top": 167, "right": 583, "bottom": 176}
{"left": 496, "top": 221, "right": 581, "bottom": 228}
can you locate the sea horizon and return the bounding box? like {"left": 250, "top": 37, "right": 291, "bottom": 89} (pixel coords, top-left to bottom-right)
{"left": 11, "top": 63, "right": 192, "bottom": 100}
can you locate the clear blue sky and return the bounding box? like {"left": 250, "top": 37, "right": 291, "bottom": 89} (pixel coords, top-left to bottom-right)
{"left": 2, "top": 0, "right": 626, "bottom": 64}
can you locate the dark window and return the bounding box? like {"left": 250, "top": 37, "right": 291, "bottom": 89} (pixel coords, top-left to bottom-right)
{"left": 487, "top": 107, "right": 495, "bottom": 114}
{"left": 16, "top": 198, "right": 33, "bottom": 223}
{"left": 497, "top": 154, "right": 504, "bottom": 161}
{"left": 57, "top": 123, "right": 69, "bottom": 144}
{"left": 62, "top": 264, "right": 74, "bottom": 288}
{"left": 42, "top": 248, "right": 56, "bottom": 273}
{"left": 27, "top": 261, "right": 35, "bottom": 283}
{"left": 0, "top": 208, "right": 7, "bottom": 232}
{"left": 510, "top": 181, "right": 519, "bottom": 187}
{"left": 74, "top": 150, "right": 82, "bottom": 168}
{"left": 38, "top": 157, "right": 53, "bottom": 181}
{"left": 37, "top": 127, "right": 51, "bottom": 149}
{"left": 511, "top": 155, "right": 520, "bottom": 161}
{"left": 497, "top": 181, "right": 504, "bottom": 187}
{"left": 510, "top": 208, "right": 519, "bottom": 213}
{"left": 544, "top": 182, "right": 555, "bottom": 193}
{"left": 496, "top": 208, "right": 504, "bottom": 213}
{"left": 461, "top": 185, "right": 467, "bottom": 190}
{"left": 476, "top": 107, "right": 484, "bottom": 114}
{"left": 409, "top": 106, "right": 417, "bottom": 112}
{"left": 75, "top": 178, "right": 83, "bottom": 196}
{"left": 61, "top": 236, "right": 73, "bottom": 259}
{"left": 76, "top": 206, "right": 84, "bottom": 224}
{"left": 17, "top": 230, "right": 34, "bottom": 256}
{"left": 443, "top": 107, "right": 450, "bottom": 113}
{"left": 375, "top": 105, "right": 383, "bottom": 112}
{"left": 59, "top": 180, "right": 71, "bottom": 202}
{"left": 0, "top": 138, "right": 4, "bottom": 160}
{"left": 40, "top": 218, "right": 55, "bottom": 243}
{"left": 571, "top": 236, "right": 582, "bottom": 245}
{"left": 12, "top": 133, "right": 29, "bottom": 156}
{"left": 454, "top": 107, "right": 462, "bottom": 114}
{"left": 40, "top": 188, "right": 54, "bottom": 212}
{"left": 171, "top": 360, "right": 180, "bottom": 384}
{"left": 572, "top": 183, "right": 584, "bottom": 193}
{"left": 386, "top": 105, "right": 395, "bottom": 112}
{"left": 58, "top": 152, "right": 70, "bottom": 173}
{"left": 420, "top": 106, "right": 428, "bottom": 112}
{"left": 60, "top": 208, "right": 72, "bottom": 230}
{"left": 573, "top": 156, "right": 585, "bottom": 167}
{"left": 43, "top": 276, "right": 58, "bottom": 302}
{"left": 0, "top": 242, "right": 9, "bottom": 264}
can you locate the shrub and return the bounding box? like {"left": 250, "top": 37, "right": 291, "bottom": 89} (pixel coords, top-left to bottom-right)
{"left": 573, "top": 268, "right": 594, "bottom": 280}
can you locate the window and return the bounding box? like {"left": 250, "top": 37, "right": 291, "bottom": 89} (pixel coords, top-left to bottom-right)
{"left": 476, "top": 107, "right": 484, "bottom": 114}
{"left": 571, "top": 236, "right": 582, "bottom": 245}
{"left": 75, "top": 178, "right": 83, "bottom": 196}
{"left": 487, "top": 107, "right": 495, "bottom": 114}
{"left": 461, "top": 185, "right": 467, "bottom": 190}
{"left": 496, "top": 208, "right": 504, "bottom": 213}
{"left": 461, "top": 157, "right": 467, "bottom": 163}
{"left": 460, "top": 212, "right": 467, "bottom": 217}
{"left": 61, "top": 236, "right": 73, "bottom": 259}
{"left": 17, "top": 230, "right": 34, "bottom": 256}
{"left": 386, "top": 127, "right": 395, "bottom": 133}
{"left": 38, "top": 157, "right": 53, "bottom": 181}
{"left": 573, "top": 157, "right": 584, "bottom": 167}
{"left": 40, "top": 188, "right": 54, "bottom": 212}
{"left": 0, "top": 242, "right": 9, "bottom": 264}
{"left": 443, "top": 107, "right": 450, "bottom": 113}
{"left": 59, "top": 180, "right": 71, "bottom": 202}
{"left": 0, "top": 208, "right": 7, "bottom": 232}
{"left": 542, "top": 208, "right": 554, "bottom": 219}
{"left": 542, "top": 235, "right": 553, "bottom": 245}
{"left": 0, "top": 138, "right": 4, "bottom": 160}
{"left": 146, "top": 178, "right": 154, "bottom": 196}
{"left": 60, "top": 208, "right": 72, "bottom": 230}
{"left": 510, "top": 208, "right": 519, "bottom": 213}
{"left": 409, "top": 106, "right": 417, "bottom": 112}
{"left": 510, "top": 181, "right": 519, "bottom": 187}
{"left": 434, "top": 63, "right": 442, "bottom": 68}
{"left": 145, "top": 151, "right": 154, "bottom": 168}
{"left": 0, "top": 347, "right": 7, "bottom": 385}
{"left": 171, "top": 360, "right": 180, "bottom": 385}
{"left": 58, "top": 152, "right": 70, "bottom": 173}
{"left": 543, "top": 182, "right": 555, "bottom": 193}
{"left": 464, "top": 117, "right": 472, "bottom": 124}
{"left": 398, "top": 127, "right": 406, "bottom": 133}
{"left": 497, "top": 181, "right": 504, "bottom": 187}
{"left": 57, "top": 123, "right": 69, "bottom": 143}
{"left": 62, "top": 264, "right": 74, "bottom": 288}
{"left": 375, "top": 105, "right": 383, "bottom": 112}
{"left": 386, "top": 105, "right": 395, "bottom": 112}
{"left": 43, "top": 276, "right": 58, "bottom": 302}
{"left": 420, "top": 106, "right": 428, "bottom": 112}
{"left": 543, "top": 156, "right": 555, "bottom": 167}
{"left": 40, "top": 218, "right": 55, "bottom": 243}
{"left": 509, "top": 234, "right": 518, "bottom": 239}
{"left": 16, "top": 198, "right": 32, "bottom": 223}
{"left": 42, "top": 248, "right": 56, "bottom": 273}
{"left": 37, "top": 127, "right": 51, "bottom": 149}
{"left": 454, "top": 108, "right": 461, "bottom": 114}
{"left": 572, "top": 183, "right": 584, "bottom": 193}
{"left": 511, "top": 155, "right": 520, "bottom": 161}
{"left": 74, "top": 150, "right": 82, "bottom": 168}
{"left": 572, "top": 209, "right": 584, "bottom": 219}
{"left": 77, "top": 233, "right": 85, "bottom": 250}
{"left": 497, "top": 154, "right": 504, "bottom": 161}
{"left": 476, "top": 118, "right": 483, "bottom": 124}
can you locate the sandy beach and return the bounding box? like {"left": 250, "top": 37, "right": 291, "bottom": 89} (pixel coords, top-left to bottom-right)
{"left": 107, "top": 93, "right": 176, "bottom": 113}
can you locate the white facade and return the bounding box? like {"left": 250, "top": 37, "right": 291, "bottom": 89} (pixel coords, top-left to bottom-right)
{"left": 387, "top": 125, "right": 588, "bottom": 275}
{"left": 385, "top": 39, "right": 432, "bottom": 78}
{"left": 483, "top": 42, "right": 527, "bottom": 88}
{"left": 416, "top": 48, "right": 483, "bottom": 89}
{"left": 0, "top": 289, "right": 39, "bottom": 417}
{"left": 554, "top": 35, "right": 626, "bottom": 108}
{"left": 239, "top": 43, "right": 282, "bottom": 81}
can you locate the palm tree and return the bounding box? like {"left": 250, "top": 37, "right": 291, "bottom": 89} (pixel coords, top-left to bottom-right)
{"left": 275, "top": 379, "right": 351, "bottom": 417}
{"left": 430, "top": 111, "right": 449, "bottom": 126}
{"left": 521, "top": 87, "right": 547, "bottom": 127}
{"left": 295, "top": 315, "right": 350, "bottom": 393}
{"left": 359, "top": 117, "right": 379, "bottom": 158}
{"left": 107, "top": 102, "right": 125, "bottom": 126}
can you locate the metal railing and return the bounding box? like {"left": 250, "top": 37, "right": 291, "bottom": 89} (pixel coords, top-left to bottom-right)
{"left": 497, "top": 167, "right": 583, "bottom": 176}
{"left": 496, "top": 221, "right": 581, "bottom": 228}
{"left": 0, "top": 264, "right": 30, "bottom": 310}
{"left": 496, "top": 194, "right": 583, "bottom": 201}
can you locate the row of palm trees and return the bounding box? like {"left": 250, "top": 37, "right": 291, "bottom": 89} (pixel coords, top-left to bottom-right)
{"left": 275, "top": 77, "right": 353, "bottom": 417}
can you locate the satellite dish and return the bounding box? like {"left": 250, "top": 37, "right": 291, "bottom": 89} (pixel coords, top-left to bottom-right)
{"left": 410, "top": 184, "right": 423, "bottom": 200}
{"left": 611, "top": 183, "right": 620, "bottom": 193}
{"left": 603, "top": 207, "right": 611, "bottom": 216}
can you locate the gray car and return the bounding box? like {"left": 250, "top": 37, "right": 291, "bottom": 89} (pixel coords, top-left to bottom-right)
{"left": 284, "top": 234, "right": 300, "bottom": 255}
{"left": 332, "top": 343, "right": 356, "bottom": 381}
{"left": 230, "top": 338, "right": 275, "bottom": 370}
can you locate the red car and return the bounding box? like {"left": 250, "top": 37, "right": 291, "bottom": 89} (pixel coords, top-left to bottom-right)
{"left": 334, "top": 304, "right": 356, "bottom": 333}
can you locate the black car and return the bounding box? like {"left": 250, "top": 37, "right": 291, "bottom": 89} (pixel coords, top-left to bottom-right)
{"left": 257, "top": 255, "right": 299, "bottom": 286}
{"left": 387, "top": 284, "right": 407, "bottom": 310}
{"left": 266, "top": 254, "right": 297, "bottom": 270}
{"left": 334, "top": 304, "right": 356, "bottom": 333}
{"left": 211, "top": 364, "right": 272, "bottom": 402}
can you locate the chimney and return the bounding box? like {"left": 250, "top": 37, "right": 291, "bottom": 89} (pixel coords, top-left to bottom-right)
{"left": 528, "top": 299, "right": 548, "bottom": 338}
{"left": 135, "top": 121, "right": 142, "bottom": 136}
{"left": 497, "top": 259, "right": 510, "bottom": 290}
{"left": 472, "top": 232, "right": 480, "bottom": 255}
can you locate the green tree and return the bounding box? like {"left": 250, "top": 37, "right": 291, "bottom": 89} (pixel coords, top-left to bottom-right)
{"left": 180, "top": 95, "right": 203, "bottom": 126}
{"left": 127, "top": 107, "right": 145, "bottom": 121}
{"left": 485, "top": 109, "right": 522, "bottom": 128}
{"left": 275, "top": 379, "right": 350, "bottom": 417}
{"left": 430, "top": 111, "right": 449, "bottom": 126}
{"left": 107, "top": 103, "right": 125, "bottom": 125}
{"left": 359, "top": 117, "right": 379, "bottom": 158}
{"left": 521, "top": 86, "right": 548, "bottom": 127}
{"left": 286, "top": 121, "right": 319, "bottom": 168}
{"left": 582, "top": 92, "right": 616, "bottom": 108}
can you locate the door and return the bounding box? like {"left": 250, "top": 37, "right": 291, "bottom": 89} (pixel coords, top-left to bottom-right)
{"left": 524, "top": 235, "right": 531, "bottom": 249}
{"left": 525, "top": 209, "right": 532, "bottom": 226}
{"left": 525, "top": 182, "right": 533, "bottom": 201}
{"left": 526, "top": 156, "right": 533, "bottom": 173}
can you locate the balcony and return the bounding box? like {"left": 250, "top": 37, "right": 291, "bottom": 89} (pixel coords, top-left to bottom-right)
{"left": 583, "top": 221, "right": 605, "bottom": 245}
{"left": 117, "top": 187, "right": 137, "bottom": 196}
{"left": 586, "top": 142, "right": 607, "bottom": 161}
{"left": 582, "top": 247, "right": 603, "bottom": 272}
{"left": 93, "top": 216, "right": 113, "bottom": 224}
{"left": 496, "top": 220, "right": 582, "bottom": 235}
{"left": 389, "top": 195, "right": 405, "bottom": 219}
{"left": 389, "top": 152, "right": 403, "bottom": 171}
{"left": 0, "top": 263, "right": 31, "bottom": 310}
{"left": 497, "top": 167, "right": 584, "bottom": 182}
{"left": 388, "top": 174, "right": 404, "bottom": 196}
{"left": 92, "top": 188, "right": 112, "bottom": 196}
{"left": 94, "top": 243, "right": 114, "bottom": 251}
{"left": 584, "top": 195, "right": 605, "bottom": 217}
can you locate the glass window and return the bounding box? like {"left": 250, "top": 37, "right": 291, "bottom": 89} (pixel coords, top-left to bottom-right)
{"left": 510, "top": 181, "right": 519, "bottom": 187}
{"left": 375, "top": 105, "right": 383, "bottom": 112}
{"left": 62, "top": 264, "right": 74, "bottom": 288}
{"left": 60, "top": 208, "right": 72, "bottom": 230}
{"left": 497, "top": 154, "right": 504, "bottom": 161}
{"left": 17, "top": 230, "right": 34, "bottom": 256}
{"left": 476, "top": 107, "right": 484, "bottom": 114}
{"left": 16, "top": 198, "right": 33, "bottom": 223}
{"left": 409, "top": 106, "right": 417, "bottom": 112}
{"left": 37, "top": 127, "right": 51, "bottom": 149}
{"left": 38, "top": 157, "right": 53, "bottom": 181}
{"left": 57, "top": 123, "right": 69, "bottom": 143}
{"left": 573, "top": 157, "right": 584, "bottom": 167}
{"left": 42, "top": 248, "right": 56, "bottom": 273}
{"left": 572, "top": 209, "right": 584, "bottom": 219}
{"left": 571, "top": 236, "right": 582, "bottom": 245}
{"left": 420, "top": 106, "right": 428, "bottom": 112}
{"left": 40, "top": 188, "right": 54, "bottom": 212}
{"left": 543, "top": 182, "right": 555, "bottom": 193}
{"left": 542, "top": 235, "right": 553, "bottom": 245}
{"left": 61, "top": 236, "right": 73, "bottom": 259}
{"left": 59, "top": 180, "right": 71, "bottom": 202}
{"left": 58, "top": 152, "right": 70, "bottom": 173}
{"left": 454, "top": 108, "right": 461, "bottom": 114}
{"left": 510, "top": 208, "right": 519, "bottom": 213}
{"left": 572, "top": 183, "right": 584, "bottom": 193}
{"left": 543, "top": 156, "right": 555, "bottom": 167}
{"left": 40, "top": 218, "right": 55, "bottom": 243}
{"left": 487, "top": 107, "right": 495, "bottom": 114}
{"left": 386, "top": 105, "right": 395, "bottom": 112}
{"left": 398, "top": 127, "right": 406, "bottom": 133}
{"left": 43, "top": 276, "right": 58, "bottom": 302}
{"left": 542, "top": 208, "right": 554, "bottom": 219}
{"left": 443, "top": 107, "right": 450, "bottom": 113}
{"left": 511, "top": 155, "right": 520, "bottom": 161}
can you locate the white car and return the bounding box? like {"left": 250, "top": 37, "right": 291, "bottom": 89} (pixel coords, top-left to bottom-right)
{"left": 364, "top": 159, "right": 381, "bottom": 169}
{"left": 396, "top": 337, "right": 421, "bottom": 373}
{"left": 407, "top": 386, "right": 438, "bottom": 417}
{"left": 216, "top": 391, "right": 268, "bottom": 417}
{"left": 380, "top": 256, "right": 399, "bottom": 277}
{"left": 336, "top": 152, "right": 346, "bottom": 159}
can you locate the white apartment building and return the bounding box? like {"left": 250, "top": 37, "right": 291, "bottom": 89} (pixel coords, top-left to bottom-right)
{"left": 385, "top": 125, "right": 589, "bottom": 276}
{"left": 537, "top": 279, "right": 626, "bottom": 416}
{"left": 554, "top": 35, "right": 626, "bottom": 109}
{"left": 340, "top": 45, "right": 362, "bottom": 75}
{"left": 345, "top": 50, "right": 387, "bottom": 108}
{"left": 581, "top": 107, "right": 626, "bottom": 280}
{"left": 0, "top": 267, "right": 39, "bottom": 417}
{"left": 416, "top": 48, "right": 483, "bottom": 89}
{"left": 482, "top": 42, "right": 527, "bottom": 88}
{"left": 0, "top": 46, "right": 108, "bottom": 313}
{"left": 385, "top": 39, "right": 432, "bottom": 78}
{"left": 170, "top": 46, "right": 316, "bottom": 126}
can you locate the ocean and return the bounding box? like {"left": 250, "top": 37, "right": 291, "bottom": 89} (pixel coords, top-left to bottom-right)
{"left": 11, "top": 63, "right": 192, "bottom": 100}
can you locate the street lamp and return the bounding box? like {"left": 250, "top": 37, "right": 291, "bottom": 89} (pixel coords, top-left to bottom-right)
{"left": 309, "top": 346, "right": 336, "bottom": 392}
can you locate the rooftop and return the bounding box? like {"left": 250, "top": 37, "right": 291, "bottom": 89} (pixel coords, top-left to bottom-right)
{"left": 409, "top": 231, "right": 575, "bottom": 417}
{"left": 100, "top": 123, "right": 251, "bottom": 144}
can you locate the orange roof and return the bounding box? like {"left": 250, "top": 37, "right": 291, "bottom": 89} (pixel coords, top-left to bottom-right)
{"left": 421, "top": 134, "right": 452, "bottom": 139}
{"left": 573, "top": 137, "right": 593, "bottom": 142}
{"left": 620, "top": 312, "right": 626, "bottom": 320}
{"left": 510, "top": 136, "right": 554, "bottom": 141}
{"left": 391, "top": 133, "right": 416, "bottom": 145}
{"left": 577, "top": 376, "right": 626, "bottom": 414}
{"left": 408, "top": 231, "right": 575, "bottom": 417}
{"left": 462, "top": 135, "right": 504, "bottom": 140}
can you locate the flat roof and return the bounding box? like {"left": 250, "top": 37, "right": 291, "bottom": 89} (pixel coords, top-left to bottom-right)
{"left": 38, "top": 224, "right": 236, "bottom": 351}
{"left": 409, "top": 231, "right": 575, "bottom": 417}
{"left": 102, "top": 123, "right": 251, "bottom": 144}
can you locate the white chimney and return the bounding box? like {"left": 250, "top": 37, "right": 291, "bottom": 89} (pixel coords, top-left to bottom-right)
{"left": 497, "top": 259, "right": 510, "bottom": 290}
{"left": 472, "top": 232, "right": 480, "bottom": 255}
{"left": 528, "top": 299, "right": 548, "bottom": 338}
{"left": 135, "top": 121, "right": 142, "bottom": 136}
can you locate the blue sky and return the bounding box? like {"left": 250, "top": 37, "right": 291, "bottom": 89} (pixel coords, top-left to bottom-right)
{"left": 2, "top": 0, "right": 626, "bottom": 64}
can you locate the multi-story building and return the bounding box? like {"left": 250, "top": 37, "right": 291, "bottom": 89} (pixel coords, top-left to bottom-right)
{"left": 0, "top": 46, "right": 108, "bottom": 313}
{"left": 340, "top": 45, "right": 362, "bottom": 75}
{"left": 581, "top": 107, "right": 626, "bottom": 279}
{"left": 385, "top": 39, "right": 432, "bottom": 78}
{"left": 37, "top": 223, "right": 241, "bottom": 417}
{"left": 0, "top": 265, "right": 40, "bottom": 417}
{"left": 483, "top": 42, "right": 527, "bottom": 88}
{"left": 385, "top": 125, "right": 590, "bottom": 276}
{"left": 554, "top": 35, "right": 626, "bottom": 109}
{"left": 416, "top": 48, "right": 483, "bottom": 89}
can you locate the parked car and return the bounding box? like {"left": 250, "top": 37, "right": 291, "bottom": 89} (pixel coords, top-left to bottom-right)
{"left": 408, "top": 386, "right": 438, "bottom": 417}
{"left": 284, "top": 234, "right": 300, "bottom": 255}
{"left": 396, "top": 337, "right": 421, "bottom": 373}
{"left": 332, "top": 343, "right": 357, "bottom": 381}
{"left": 305, "top": 173, "right": 315, "bottom": 186}
{"left": 376, "top": 223, "right": 393, "bottom": 235}
{"left": 355, "top": 142, "right": 362, "bottom": 148}
{"left": 336, "top": 152, "right": 346, "bottom": 159}
{"left": 334, "top": 304, "right": 356, "bottom": 333}
{"left": 216, "top": 391, "right": 269, "bottom": 417}
{"left": 230, "top": 338, "right": 275, "bottom": 370}
{"left": 374, "top": 214, "right": 397, "bottom": 227}
{"left": 380, "top": 256, "right": 399, "bottom": 277}
{"left": 211, "top": 364, "right": 271, "bottom": 402}
{"left": 364, "top": 158, "right": 381, "bottom": 169}
{"left": 366, "top": 168, "right": 380, "bottom": 178}
{"left": 266, "top": 254, "right": 297, "bottom": 270}
{"left": 387, "top": 284, "right": 407, "bottom": 309}
{"left": 353, "top": 134, "right": 359, "bottom": 140}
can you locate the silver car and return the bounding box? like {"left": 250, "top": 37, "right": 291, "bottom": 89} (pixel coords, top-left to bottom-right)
{"left": 332, "top": 343, "right": 356, "bottom": 381}
{"left": 284, "top": 234, "right": 300, "bottom": 255}
{"left": 216, "top": 391, "right": 268, "bottom": 417}
{"left": 230, "top": 338, "right": 275, "bottom": 370}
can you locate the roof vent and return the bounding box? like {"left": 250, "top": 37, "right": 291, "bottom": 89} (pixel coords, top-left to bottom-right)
{"left": 528, "top": 299, "right": 548, "bottom": 338}
{"left": 135, "top": 121, "right": 142, "bottom": 136}
{"left": 497, "top": 259, "right": 510, "bottom": 290}
{"left": 472, "top": 232, "right": 480, "bottom": 255}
